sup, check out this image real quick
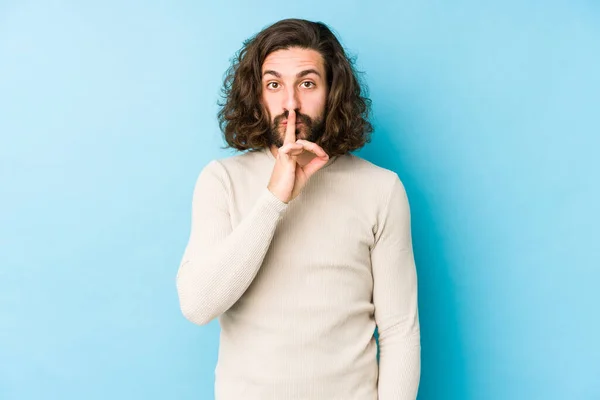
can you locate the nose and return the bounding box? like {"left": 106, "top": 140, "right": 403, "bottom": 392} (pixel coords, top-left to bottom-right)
{"left": 283, "top": 85, "right": 300, "bottom": 115}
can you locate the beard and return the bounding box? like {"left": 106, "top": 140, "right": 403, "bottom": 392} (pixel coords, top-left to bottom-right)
{"left": 266, "top": 110, "right": 326, "bottom": 148}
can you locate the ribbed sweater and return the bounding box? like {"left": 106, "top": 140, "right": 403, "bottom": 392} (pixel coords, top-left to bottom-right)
{"left": 176, "top": 146, "right": 421, "bottom": 399}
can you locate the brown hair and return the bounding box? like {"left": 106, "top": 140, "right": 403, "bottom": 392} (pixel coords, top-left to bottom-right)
{"left": 217, "top": 18, "right": 373, "bottom": 157}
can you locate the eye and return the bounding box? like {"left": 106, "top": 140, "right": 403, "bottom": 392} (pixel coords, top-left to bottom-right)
{"left": 301, "top": 81, "right": 315, "bottom": 88}
{"left": 266, "top": 82, "right": 279, "bottom": 89}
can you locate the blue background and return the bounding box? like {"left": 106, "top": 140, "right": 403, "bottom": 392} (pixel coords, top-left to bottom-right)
{"left": 1, "top": 1, "right": 599, "bottom": 399}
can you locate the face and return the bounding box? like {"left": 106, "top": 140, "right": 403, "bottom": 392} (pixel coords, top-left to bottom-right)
{"left": 260, "top": 47, "right": 328, "bottom": 147}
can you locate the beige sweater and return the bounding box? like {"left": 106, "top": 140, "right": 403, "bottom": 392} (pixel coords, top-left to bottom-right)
{"left": 176, "top": 146, "right": 421, "bottom": 399}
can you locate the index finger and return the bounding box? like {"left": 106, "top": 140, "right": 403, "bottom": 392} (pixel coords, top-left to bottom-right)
{"left": 283, "top": 109, "right": 296, "bottom": 145}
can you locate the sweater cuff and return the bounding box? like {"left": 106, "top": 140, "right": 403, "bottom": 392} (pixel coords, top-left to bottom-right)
{"left": 259, "top": 186, "right": 289, "bottom": 215}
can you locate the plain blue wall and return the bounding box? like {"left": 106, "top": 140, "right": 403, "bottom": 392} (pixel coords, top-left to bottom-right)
{"left": 1, "top": 1, "right": 599, "bottom": 399}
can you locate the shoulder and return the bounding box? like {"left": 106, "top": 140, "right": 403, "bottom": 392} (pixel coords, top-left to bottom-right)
{"left": 340, "top": 152, "right": 404, "bottom": 191}
{"left": 213, "top": 148, "right": 265, "bottom": 169}
{"left": 331, "top": 152, "right": 409, "bottom": 224}
{"left": 195, "top": 149, "right": 271, "bottom": 195}
{"left": 200, "top": 149, "right": 265, "bottom": 177}
{"left": 341, "top": 155, "right": 412, "bottom": 241}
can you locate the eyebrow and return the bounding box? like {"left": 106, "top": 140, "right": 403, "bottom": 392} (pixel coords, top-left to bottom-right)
{"left": 262, "top": 69, "right": 322, "bottom": 79}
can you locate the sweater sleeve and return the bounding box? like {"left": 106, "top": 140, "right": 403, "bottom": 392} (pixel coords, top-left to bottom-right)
{"left": 371, "top": 174, "right": 421, "bottom": 399}
{"left": 176, "top": 159, "right": 288, "bottom": 325}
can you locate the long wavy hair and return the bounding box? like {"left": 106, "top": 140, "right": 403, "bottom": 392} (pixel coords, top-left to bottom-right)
{"left": 217, "top": 18, "right": 373, "bottom": 157}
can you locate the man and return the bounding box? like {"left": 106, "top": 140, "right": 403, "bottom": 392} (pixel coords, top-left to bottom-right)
{"left": 176, "top": 18, "right": 421, "bottom": 399}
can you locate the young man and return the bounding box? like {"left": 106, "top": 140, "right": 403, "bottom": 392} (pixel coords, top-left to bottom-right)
{"left": 176, "top": 18, "right": 421, "bottom": 400}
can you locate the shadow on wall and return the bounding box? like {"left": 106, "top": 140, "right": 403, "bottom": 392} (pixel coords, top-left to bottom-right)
{"left": 359, "top": 99, "right": 471, "bottom": 400}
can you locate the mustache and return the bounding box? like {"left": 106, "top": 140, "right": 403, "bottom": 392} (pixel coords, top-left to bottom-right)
{"left": 273, "top": 111, "right": 313, "bottom": 126}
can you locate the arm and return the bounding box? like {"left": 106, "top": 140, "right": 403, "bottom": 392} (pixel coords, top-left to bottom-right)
{"left": 371, "top": 174, "right": 421, "bottom": 399}
{"left": 176, "top": 159, "right": 288, "bottom": 325}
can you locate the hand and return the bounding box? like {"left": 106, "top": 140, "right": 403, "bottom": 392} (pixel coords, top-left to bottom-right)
{"left": 267, "top": 110, "right": 329, "bottom": 204}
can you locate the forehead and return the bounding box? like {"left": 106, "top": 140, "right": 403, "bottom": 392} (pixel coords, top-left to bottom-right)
{"left": 261, "top": 47, "right": 325, "bottom": 76}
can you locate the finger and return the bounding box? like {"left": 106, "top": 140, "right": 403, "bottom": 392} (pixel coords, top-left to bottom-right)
{"left": 279, "top": 143, "right": 304, "bottom": 158}
{"left": 283, "top": 109, "right": 297, "bottom": 145}
{"left": 294, "top": 139, "right": 328, "bottom": 159}
{"left": 301, "top": 154, "right": 330, "bottom": 179}
{"left": 279, "top": 142, "right": 303, "bottom": 153}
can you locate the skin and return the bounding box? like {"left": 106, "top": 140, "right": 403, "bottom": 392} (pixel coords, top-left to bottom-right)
{"left": 262, "top": 47, "right": 331, "bottom": 204}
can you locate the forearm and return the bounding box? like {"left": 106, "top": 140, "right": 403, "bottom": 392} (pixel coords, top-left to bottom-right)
{"left": 176, "top": 186, "right": 287, "bottom": 325}
{"left": 377, "top": 326, "right": 421, "bottom": 399}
